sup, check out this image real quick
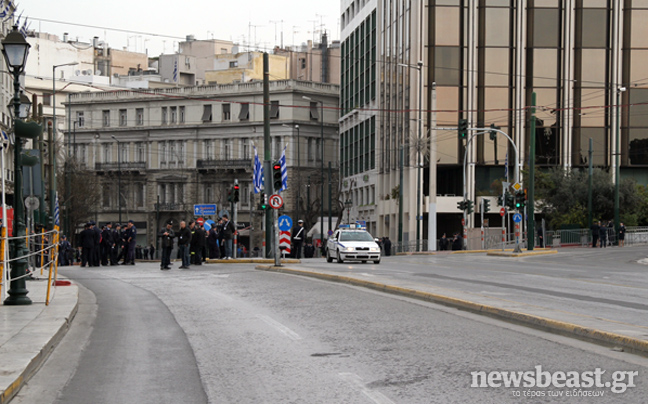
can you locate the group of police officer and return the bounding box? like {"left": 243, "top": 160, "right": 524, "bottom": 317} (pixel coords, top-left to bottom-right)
{"left": 78, "top": 220, "right": 137, "bottom": 267}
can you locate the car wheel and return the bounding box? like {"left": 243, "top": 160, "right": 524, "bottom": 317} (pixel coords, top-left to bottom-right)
{"left": 326, "top": 249, "right": 333, "bottom": 262}
{"left": 337, "top": 251, "right": 344, "bottom": 263}
{"left": 361, "top": 260, "right": 367, "bottom": 263}
{"left": 374, "top": 259, "right": 381, "bottom": 264}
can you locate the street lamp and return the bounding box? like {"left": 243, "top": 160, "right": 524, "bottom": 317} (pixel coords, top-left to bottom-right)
{"left": 111, "top": 135, "right": 122, "bottom": 224}
{"left": 52, "top": 62, "right": 78, "bottom": 229}
{"left": 614, "top": 86, "right": 626, "bottom": 243}
{"left": 345, "top": 199, "right": 352, "bottom": 223}
{"left": 398, "top": 61, "right": 423, "bottom": 251}
{"left": 3, "top": 25, "right": 33, "bottom": 305}
{"left": 302, "top": 96, "right": 324, "bottom": 242}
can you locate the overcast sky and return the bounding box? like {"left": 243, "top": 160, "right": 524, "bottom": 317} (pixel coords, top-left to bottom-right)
{"left": 21, "top": 0, "right": 340, "bottom": 56}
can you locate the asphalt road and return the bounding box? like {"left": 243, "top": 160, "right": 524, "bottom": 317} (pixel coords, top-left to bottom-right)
{"left": 297, "top": 247, "right": 648, "bottom": 333}
{"left": 12, "top": 260, "right": 648, "bottom": 403}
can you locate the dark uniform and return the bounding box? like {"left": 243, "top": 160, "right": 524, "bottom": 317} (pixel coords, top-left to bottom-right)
{"left": 291, "top": 221, "right": 305, "bottom": 258}
{"left": 101, "top": 224, "right": 114, "bottom": 266}
{"left": 159, "top": 223, "right": 175, "bottom": 270}
{"left": 92, "top": 222, "right": 101, "bottom": 266}
{"left": 80, "top": 224, "right": 95, "bottom": 267}
{"left": 123, "top": 221, "right": 137, "bottom": 264}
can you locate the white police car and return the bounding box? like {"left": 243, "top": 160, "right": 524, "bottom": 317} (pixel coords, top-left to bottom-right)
{"left": 326, "top": 225, "right": 381, "bottom": 264}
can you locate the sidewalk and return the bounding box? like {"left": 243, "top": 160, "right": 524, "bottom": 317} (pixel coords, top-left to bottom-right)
{"left": 255, "top": 261, "right": 648, "bottom": 356}
{"left": 0, "top": 276, "right": 79, "bottom": 404}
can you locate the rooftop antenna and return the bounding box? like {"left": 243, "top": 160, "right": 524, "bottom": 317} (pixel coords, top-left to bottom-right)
{"left": 269, "top": 20, "right": 284, "bottom": 48}
{"left": 292, "top": 26, "right": 300, "bottom": 48}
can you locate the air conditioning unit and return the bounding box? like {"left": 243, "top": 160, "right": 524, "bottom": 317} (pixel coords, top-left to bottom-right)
{"left": 75, "top": 70, "right": 81, "bottom": 76}
{"left": 86, "top": 69, "right": 93, "bottom": 75}
{"left": 95, "top": 70, "right": 102, "bottom": 76}
{"left": 81, "top": 70, "right": 87, "bottom": 76}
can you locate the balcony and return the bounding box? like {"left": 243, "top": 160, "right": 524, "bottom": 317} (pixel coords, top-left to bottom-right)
{"left": 154, "top": 203, "right": 188, "bottom": 212}
{"left": 95, "top": 162, "right": 147, "bottom": 173}
{"left": 197, "top": 158, "right": 250, "bottom": 172}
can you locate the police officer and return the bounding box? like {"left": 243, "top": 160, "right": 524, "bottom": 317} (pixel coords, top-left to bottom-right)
{"left": 101, "top": 222, "right": 114, "bottom": 266}
{"left": 159, "top": 220, "right": 175, "bottom": 270}
{"left": 292, "top": 220, "right": 305, "bottom": 258}
{"left": 80, "top": 223, "right": 95, "bottom": 267}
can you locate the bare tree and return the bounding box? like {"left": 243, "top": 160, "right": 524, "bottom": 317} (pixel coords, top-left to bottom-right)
{"left": 57, "top": 158, "right": 101, "bottom": 240}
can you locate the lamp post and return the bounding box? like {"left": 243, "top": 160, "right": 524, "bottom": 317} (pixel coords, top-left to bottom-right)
{"left": 3, "top": 26, "right": 33, "bottom": 305}
{"left": 302, "top": 96, "right": 324, "bottom": 242}
{"left": 614, "top": 87, "right": 625, "bottom": 244}
{"left": 345, "top": 199, "right": 352, "bottom": 223}
{"left": 398, "top": 61, "right": 423, "bottom": 251}
{"left": 282, "top": 123, "right": 300, "bottom": 220}
{"left": 51, "top": 62, "right": 78, "bottom": 230}
{"left": 110, "top": 135, "right": 122, "bottom": 224}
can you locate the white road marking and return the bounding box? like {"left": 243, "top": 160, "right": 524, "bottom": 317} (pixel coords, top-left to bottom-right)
{"left": 256, "top": 315, "right": 302, "bottom": 340}
{"left": 358, "top": 273, "right": 375, "bottom": 277}
{"left": 339, "top": 373, "right": 396, "bottom": 404}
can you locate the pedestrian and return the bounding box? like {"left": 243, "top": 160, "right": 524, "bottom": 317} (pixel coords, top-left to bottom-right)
{"left": 207, "top": 225, "right": 220, "bottom": 259}
{"left": 618, "top": 222, "right": 626, "bottom": 247}
{"left": 591, "top": 221, "right": 600, "bottom": 248}
{"left": 189, "top": 221, "right": 205, "bottom": 265}
{"left": 383, "top": 237, "right": 392, "bottom": 256}
{"left": 537, "top": 227, "right": 544, "bottom": 248}
{"left": 149, "top": 243, "right": 156, "bottom": 260}
{"left": 176, "top": 220, "right": 192, "bottom": 269}
{"left": 110, "top": 224, "right": 120, "bottom": 265}
{"left": 101, "top": 222, "right": 114, "bottom": 266}
{"left": 303, "top": 242, "right": 314, "bottom": 258}
{"left": 292, "top": 220, "right": 305, "bottom": 258}
{"left": 91, "top": 221, "right": 101, "bottom": 266}
{"left": 439, "top": 233, "right": 449, "bottom": 251}
{"left": 59, "top": 235, "right": 72, "bottom": 266}
{"left": 123, "top": 220, "right": 137, "bottom": 264}
{"left": 221, "top": 214, "right": 236, "bottom": 259}
{"left": 116, "top": 224, "right": 127, "bottom": 264}
{"left": 598, "top": 221, "right": 607, "bottom": 248}
{"left": 158, "top": 220, "right": 175, "bottom": 270}
{"left": 607, "top": 220, "right": 614, "bottom": 246}
{"left": 80, "top": 223, "right": 94, "bottom": 267}
{"left": 452, "top": 233, "right": 463, "bottom": 251}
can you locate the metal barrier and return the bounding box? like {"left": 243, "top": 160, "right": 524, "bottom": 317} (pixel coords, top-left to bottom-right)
{"left": 0, "top": 228, "right": 61, "bottom": 305}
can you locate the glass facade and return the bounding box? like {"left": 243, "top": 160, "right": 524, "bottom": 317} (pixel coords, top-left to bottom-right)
{"left": 341, "top": 116, "right": 376, "bottom": 177}
{"left": 341, "top": 10, "right": 377, "bottom": 115}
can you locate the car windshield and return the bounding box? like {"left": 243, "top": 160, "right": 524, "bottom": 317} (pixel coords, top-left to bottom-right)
{"left": 339, "top": 231, "right": 374, "bottom": 242}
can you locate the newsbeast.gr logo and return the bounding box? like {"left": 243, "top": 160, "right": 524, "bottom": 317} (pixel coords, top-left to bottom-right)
{"left": 471, "top": 366, "right": 638, "bottom": 397}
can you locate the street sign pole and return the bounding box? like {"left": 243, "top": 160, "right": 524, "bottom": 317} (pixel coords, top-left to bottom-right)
{"left": 233, "top": 179, "right": 238, "bottom": 259}
{"left": 480, "top": 199, "right": 484, "bottom": 250}
{"left": 274, "top": 206, "right": 280, "bottom": 267}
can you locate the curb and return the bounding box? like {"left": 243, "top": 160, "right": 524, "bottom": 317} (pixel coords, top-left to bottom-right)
{"left": 0, "top": 284, "right": 80, "bottom": 404}
{"left": 205, "top": 258, "right": 301, "bottom": 264}
{"left": 254, "top": 265, "right": 648, "bottom": 356}
{"left": 487, "top": 250, "right": 558, "bottom": 257}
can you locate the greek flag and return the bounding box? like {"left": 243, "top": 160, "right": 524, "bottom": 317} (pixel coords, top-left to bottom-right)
{"left": 0, "top": 0, "right": 15, "bottom": 19}
{"left": 252, "top": 145, "right": 263, "bottom": 193}
{"left": 19, "top": 17, "right": 28, "bottom": 37}
{"left": 278, "top": 145, "right": 288, "bottom": 192}
{"left": 54, "top": 192, "right": 60, "bottom": 227}
{"left": 172, "top": 58, "right": 178, "bottom": 82}
{"left": 0, "top": 130, "right": 9, "bottom": 150}
{"left": 504, "top": 152, "right": 509, "bottom": 181}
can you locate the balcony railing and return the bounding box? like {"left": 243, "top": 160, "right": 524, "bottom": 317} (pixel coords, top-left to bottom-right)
{"left": 154, "top": 203, "right": 188, "bottom": 212}
{"left": 197, "top": 159, "right": 251, "bottom": 170}
{"left": 95, "top": 162, "right": 147, "bottom": 171}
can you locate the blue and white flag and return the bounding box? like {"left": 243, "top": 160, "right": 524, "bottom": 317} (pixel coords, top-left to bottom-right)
{"left": 19, "top": 16, "right": 28, "bottom": 37}
{"left": 172, "top": 58, "right": 178, "bottom": 82}
{"left": 504, "top": 152, "right": 509, "bottom": 181}
{"left": 278, "top": 144, "right": 288, "bottom": 192}
{"left": 252, "top": 145, "right": 263, "bottom": 193}
{"left": 54, "top": 192, "right": 60, "bottom": 227}
{"left": 0, "top": 0, "right": 15, "bottom": 19}
{"left": 0, "top": 130, "right": 9, "bottom": 151}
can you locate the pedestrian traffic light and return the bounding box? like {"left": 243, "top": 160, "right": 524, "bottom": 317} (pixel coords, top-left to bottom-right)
{"left": 489, "top": 123, "right": 500, "bottom": 141}
{"left": 497, "top": 195, "right": 503, "bottom": 207}
{"left": 458, "top": 119, "right": 468, "bottom": 139}
{"left": 227, "top": 189, "right": 233, "bottom": 202}
{"left": 259, "top": 193, "right": 267, "bottom": 210}
{"left": 233, "top": 184, "right": 240, "bottom": 203}
{"left": 483, "top": 199, "right": 491, "bottom": 213}
{"left": 457, "top": 200, "right": 465, "bottom": 211}
{"left": 505, "top": 192, "right": 515, "bottom": 209}
{"left": 467, "top": 200, "right": 474, "bottom": 214}
{"left": 272, "top": 161, "right": 282, "bottom": 191}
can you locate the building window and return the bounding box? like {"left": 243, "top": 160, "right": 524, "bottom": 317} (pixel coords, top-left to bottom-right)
{"left": 238, "top": 103, "right": 249, "bottom": 120}
{"left": 270, "top": 100, "right": 280, "bottom": 119}
{"left": 179, "top": 106, "right": 185, "bottom": 123}
{"left": 137, "top": 142, "right": 145, "bottom": 162}
{"left": 204, "top": 140, "right": 213, "bottom": 159}
{"left": 159, "top": 184, "right": 166, "bottom": 204}
{"left": 119, "top": 143, "right": 128, "bottom": 162}
{"left": 177, "top": 141, "right": 185, "bottom": 164}
{"left": 309, "top": 102, "right": 319, "bottom": 120}
{"left": 316, "top": 138, "right": 321, "bottom": 162}
{"left": 202, "top": 105, "right": 212, "bottom": 122}
{"left": 308, "top": 138, "right": 314, "bottom": 161}
{"left": 102, "top": 110, "right": 110, "bottom": 127}
{"left": 119, "top": 109, "right": 127, "bottom": 126}
{"left": 162, "top": 107, "right": 168, "bottom": 124}
{"left": 222, "top": 104, "right": 231, "bottom": 120}
{"left": 169, "top": 141, "right": 176, "bottom": 164}
{"left": 103, "top": 144, "right": 110, "bottom": 163}
{"left": 103, "top": 184, "right": 112, "bottom": 208}
{"left": 205, "top": 184, "right": 213, "bottom": 203}
{"left": 222, "top": 139, "right": 232, "bottom": 159}
{"left": 300, "top": 58, "right": 306, "bottom": 69}
{"left": 274, "top": 136, "right": 281, "bottom": 159}
{"left": 243, "top": 184, "right": 250, "bottom": 205}
{"left": 135, "top": 183, "right": 145, "bottom": 208}
{"left": 42, "top": 93, "right": 51, "bottom": 106}
{"left": 160, "top": 142, "right": 167, "bottom": 164}
{"left": 76, "top": 111, "right": 85, "bottom": 128}
{"left": 241, "top": 138, "right": 249, "bottom": 159}
{"left": 229, "top": 61, "right": 238, "bottom": 68}
{"left": 170, "top": 106, "right": 177, "bottom": 123}
{"left": 136, "top": 108, "right": 144, "bottom": 125}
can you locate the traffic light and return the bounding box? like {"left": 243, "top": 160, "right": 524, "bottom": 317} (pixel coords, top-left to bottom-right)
{"left": 457, "top": 200, "right": 465, "bottom": 211}
{"left": 259, "top": 193, "right": 267, "bottom": 210}
{"left": 483, "top": 199, "right": 491, "bottom": 213}
{"left": 497, "top": 195, "right": 503, "bottom": 207}
{"left": 233, "top": 183, "right": 240, "bottom": 203}
{"left": 458, "top": 119, "right": 468, "bottom": 139}
{"left": 227, "top": 189, "right": 233, "bottom": 202}
{"left": 489, "top": 123, "right": 500, "bottom": 141}
{"left": 467, "top": 200, "right": 474, "bottom": 214}
{"left": 515, "top": 190, "right": 525, "bottom": 209}
{"left": 505, "top": 192, "right": 515, "bottom": 210}
{"left": 272, "top": 161, "right": 282, "bottom": 192}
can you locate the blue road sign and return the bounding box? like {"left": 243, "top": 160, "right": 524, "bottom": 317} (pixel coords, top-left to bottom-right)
{"left": 278, "top": 215, "right": 293, "bottom": 231}
{"left": 194, "top": 204, "right": 217, "bottom": 216}
{"left": 512, "top": 213, "right": 522, "bottom": 223}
